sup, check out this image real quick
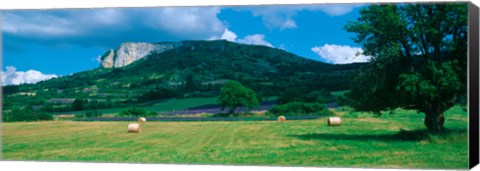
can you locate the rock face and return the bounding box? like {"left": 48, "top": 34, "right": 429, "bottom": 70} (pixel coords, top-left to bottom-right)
{"left": 100, "top": 42, "right": 180, "bottom": 68}
{"left": 100, "top": 50, "right": 115, "bottom": 68}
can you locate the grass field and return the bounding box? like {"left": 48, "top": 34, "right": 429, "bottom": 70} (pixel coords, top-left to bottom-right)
{"left": 2, "top": 106, "right": 468, "bottom": 169}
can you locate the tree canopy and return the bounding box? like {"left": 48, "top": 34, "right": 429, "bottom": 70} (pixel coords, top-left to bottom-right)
{"left": 344, "top": 3, "right": 467, "bottom": 133}
{"left": 219, "top": 80, "right": 260, "bottom": 114}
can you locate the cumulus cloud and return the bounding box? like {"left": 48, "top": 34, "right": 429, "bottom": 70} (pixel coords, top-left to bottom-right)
{"left": 211, "top": 28, "right": 238, "bottom": 42}
{"left": 211, "top": 29, "right": 273, "bottom": 47}
{"left": 1, "top": 66, "right": 58, "bottom": 85}
{"left": 246, "top": 4, "right": 363, "bottom": 30}
{"left": 250, "top": 6, "right": 298, "bottom": 30}
{"left": 146, "top": 7, "right": 224, "bottom": 38}
{"left": 1, "top": 7, "right": 226, "bottom": 49}
{"left": 311, "top": 44, "right": 371, "bottom": 64}
{"left": 237, "top": 34, "right": 273, "bottom": 47}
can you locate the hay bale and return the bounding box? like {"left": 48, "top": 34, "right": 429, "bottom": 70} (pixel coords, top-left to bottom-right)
{"left": 128, "top": 123, "right": 141, "bottom": 133}
{"left": 277, "top": 116, "right": 286, "bottom": 122}
{"left": 138, "top": 117, "right": 147, "bottom": 123}
{"left": 328, "top": 117, "right": 342, "bottom": 126}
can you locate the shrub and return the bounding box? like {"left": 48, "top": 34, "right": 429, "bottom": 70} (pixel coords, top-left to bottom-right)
{"left": 83, "top": 110, "right": 102, "bottom": 118}
{"left": 3, "top": 107, "right": 53, "bottom": 122}
{"left": 119, "top": 107, "right": 156, "bottom": 117}
{"left": 37, "top": 112, "right": 53, "bottom": 120}
{"left": 277, "top": 89, "right": 334, "bottom": 104}
{"left": 267, "top": 102, "right": 333, "bottom": 116}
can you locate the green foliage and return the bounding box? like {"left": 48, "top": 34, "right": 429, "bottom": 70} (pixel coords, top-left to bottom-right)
{"left": 267, "top": 102, "right": 333, "bottom": 116}
{"left": 276, "top": 89, "right": 302, "bottom": 104}
{"left": 344, "top": 3, "right": 467, "bottom": 133}
{"left": 72, "top": 99, "right": 87, "bottom": 111}
{"left": 219, "top": 80, "right": 260, "bottom": 114}
{"left": 137, "top": 88, "right": 179, "bottom": 103}
{"left": 3, "top": 85, "right": 20, "bottom": 95}
{"left": 119, "top": 106, "right": 157, "bottom": 117}
{"left": 277, "top": 89, "right": 334, "bottom": 104}
{"left": 83, "top": 110, "right": 102, "bottom": 118}
{"left": 3, "top": 107, "right": 52, "bottom": 122}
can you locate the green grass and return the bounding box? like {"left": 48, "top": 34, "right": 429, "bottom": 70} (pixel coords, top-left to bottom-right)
{"left": 2, "top": 106, "right": 468, "bottom": 169}
{"left": 145, "top": 97, "right": 219, "bottom": 112}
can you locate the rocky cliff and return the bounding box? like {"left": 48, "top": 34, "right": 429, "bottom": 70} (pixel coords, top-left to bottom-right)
{"left": 100, "top": 42, "right": 181, "bottom": 68}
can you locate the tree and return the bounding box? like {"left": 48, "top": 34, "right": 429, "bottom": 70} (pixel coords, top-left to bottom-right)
{"left": 3, "top": 106, "right": 52, "bottom": 122}
{"left": 119, "top": 106, "right": 147, "bottom": 117}
{"left": 184, "top": 74, "right": 197, "bottom": 92}
{"left": 72, "top": 99, "right": 86, "bottom": 111}
{"left": 219, "top": 80, "right": 260, "bottom": 114}
{"left": 344, "top": 3, "right": 467, "bottom": 133}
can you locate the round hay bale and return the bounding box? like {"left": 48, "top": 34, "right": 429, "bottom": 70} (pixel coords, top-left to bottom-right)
{"left": 138, "top": 117, "right": 147, "bottom": 123}
{"left": 128, "top": 123, "right": 141, "bottom": 133}
{"left": 328, "top": 117, "right": 342, "bottom": 126}
{"left": 277, "top": 116, "right": 286, "bottom": 122}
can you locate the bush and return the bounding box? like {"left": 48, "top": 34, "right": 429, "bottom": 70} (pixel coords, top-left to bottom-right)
{"left": 266, "top": 102, "right": 333, "bottom": 116}
{"left": 137, "top": 88, "right": 179, "bottom": 103}
{"left": 119, "top": 107, "right": 157, "bottom": 117}
{"left": 3, "top": 107, "right": 53, "bottom": 122}
{"left": 37, "top": 112, "right": 53, "bottom": 120}
{"left": 83, "top": 110, "right": 102, "bottom": 118}
{"left": 277, "top": 89, "right": 334, "bottom": 104}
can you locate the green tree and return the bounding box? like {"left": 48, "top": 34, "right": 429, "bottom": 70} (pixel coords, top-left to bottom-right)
{"left": 3, "top": 106, "right": 52, "bottom": 122}
{"left": 119, "top": 106, "right": 150, "bottom": 117}
{"left": 72, "top": 99, "right": 86, "bottom": 111}
{"left": 219, "top": 80, "right": 260, "bottom": 114}
{"left": 344, "top": 3, "right": 467, "bottom": 133}
{"left": 184, "top": 74, "right": 197, "bottom": 92}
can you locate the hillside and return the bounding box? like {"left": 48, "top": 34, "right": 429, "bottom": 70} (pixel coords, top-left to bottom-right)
{"left": 2, "top": 40, "right": 365, "bottom": 114}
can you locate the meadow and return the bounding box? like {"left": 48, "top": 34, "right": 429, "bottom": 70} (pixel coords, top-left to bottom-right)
{"left": 2, "top": 105, "right": 468, "bottom": 169}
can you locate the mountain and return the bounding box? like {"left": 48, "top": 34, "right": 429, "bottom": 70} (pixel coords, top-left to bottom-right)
{"left": 3, "top": 40, "right": 365, "bottom": 113}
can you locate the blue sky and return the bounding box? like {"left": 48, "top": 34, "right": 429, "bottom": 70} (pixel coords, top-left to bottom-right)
{"left": 1, "top": 4, "right": 371, "bottom": 85}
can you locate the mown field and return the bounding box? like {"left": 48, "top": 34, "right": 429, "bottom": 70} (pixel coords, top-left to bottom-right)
{"left": 2, "top": 106, "right": 468, "bottom": 169}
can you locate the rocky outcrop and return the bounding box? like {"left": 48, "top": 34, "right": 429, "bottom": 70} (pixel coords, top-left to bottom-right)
{"left": 100, "top": 42, "right": 180, "bottom": 68}
{"left": 100, "top": 49, "right": 115, "bottom": 68}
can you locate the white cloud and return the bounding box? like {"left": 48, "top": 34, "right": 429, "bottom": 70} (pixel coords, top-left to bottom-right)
{"left": 1, "top": 7, "right": 226, "bottom": 47}
{"left": 210, "top": 28, "right": 237, "bottom": 42}
{"left": 1, "top": 66, "right": 58, "bottom": 85}
{"left": 148, "top": 7, "right": 225, "bottom": 38}
{"left": 281, "top": 18, "right": 297, "bottom": 29}
{"left": 250, "top": 6, "right": 298, "bottom": 30}
{"left": 2, "top": 12, "right": 80, "bottom": 37}
{"left": 311, "top": 44, "right": 371, "bottom": 64}
{"left": 237, "top": 34, "right": 273, "bottom": 47}
{"left": 247, "top": 4, "right": 363, "bottom": 30}
{"left": 211, "top": 29, "right": 273, "bottom": 47}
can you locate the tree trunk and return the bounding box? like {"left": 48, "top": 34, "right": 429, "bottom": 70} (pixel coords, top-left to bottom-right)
{"left": 424, "top": 112, "right": 445, "bottom": 133}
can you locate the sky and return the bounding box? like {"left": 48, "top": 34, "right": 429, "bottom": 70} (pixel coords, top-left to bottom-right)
{"left": 0, "top": 4, "right": 371, "bottom": 85}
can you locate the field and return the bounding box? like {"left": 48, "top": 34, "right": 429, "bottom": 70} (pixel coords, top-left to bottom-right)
{"left": 2, "top": 106, "right": 468, "bottom": 169}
